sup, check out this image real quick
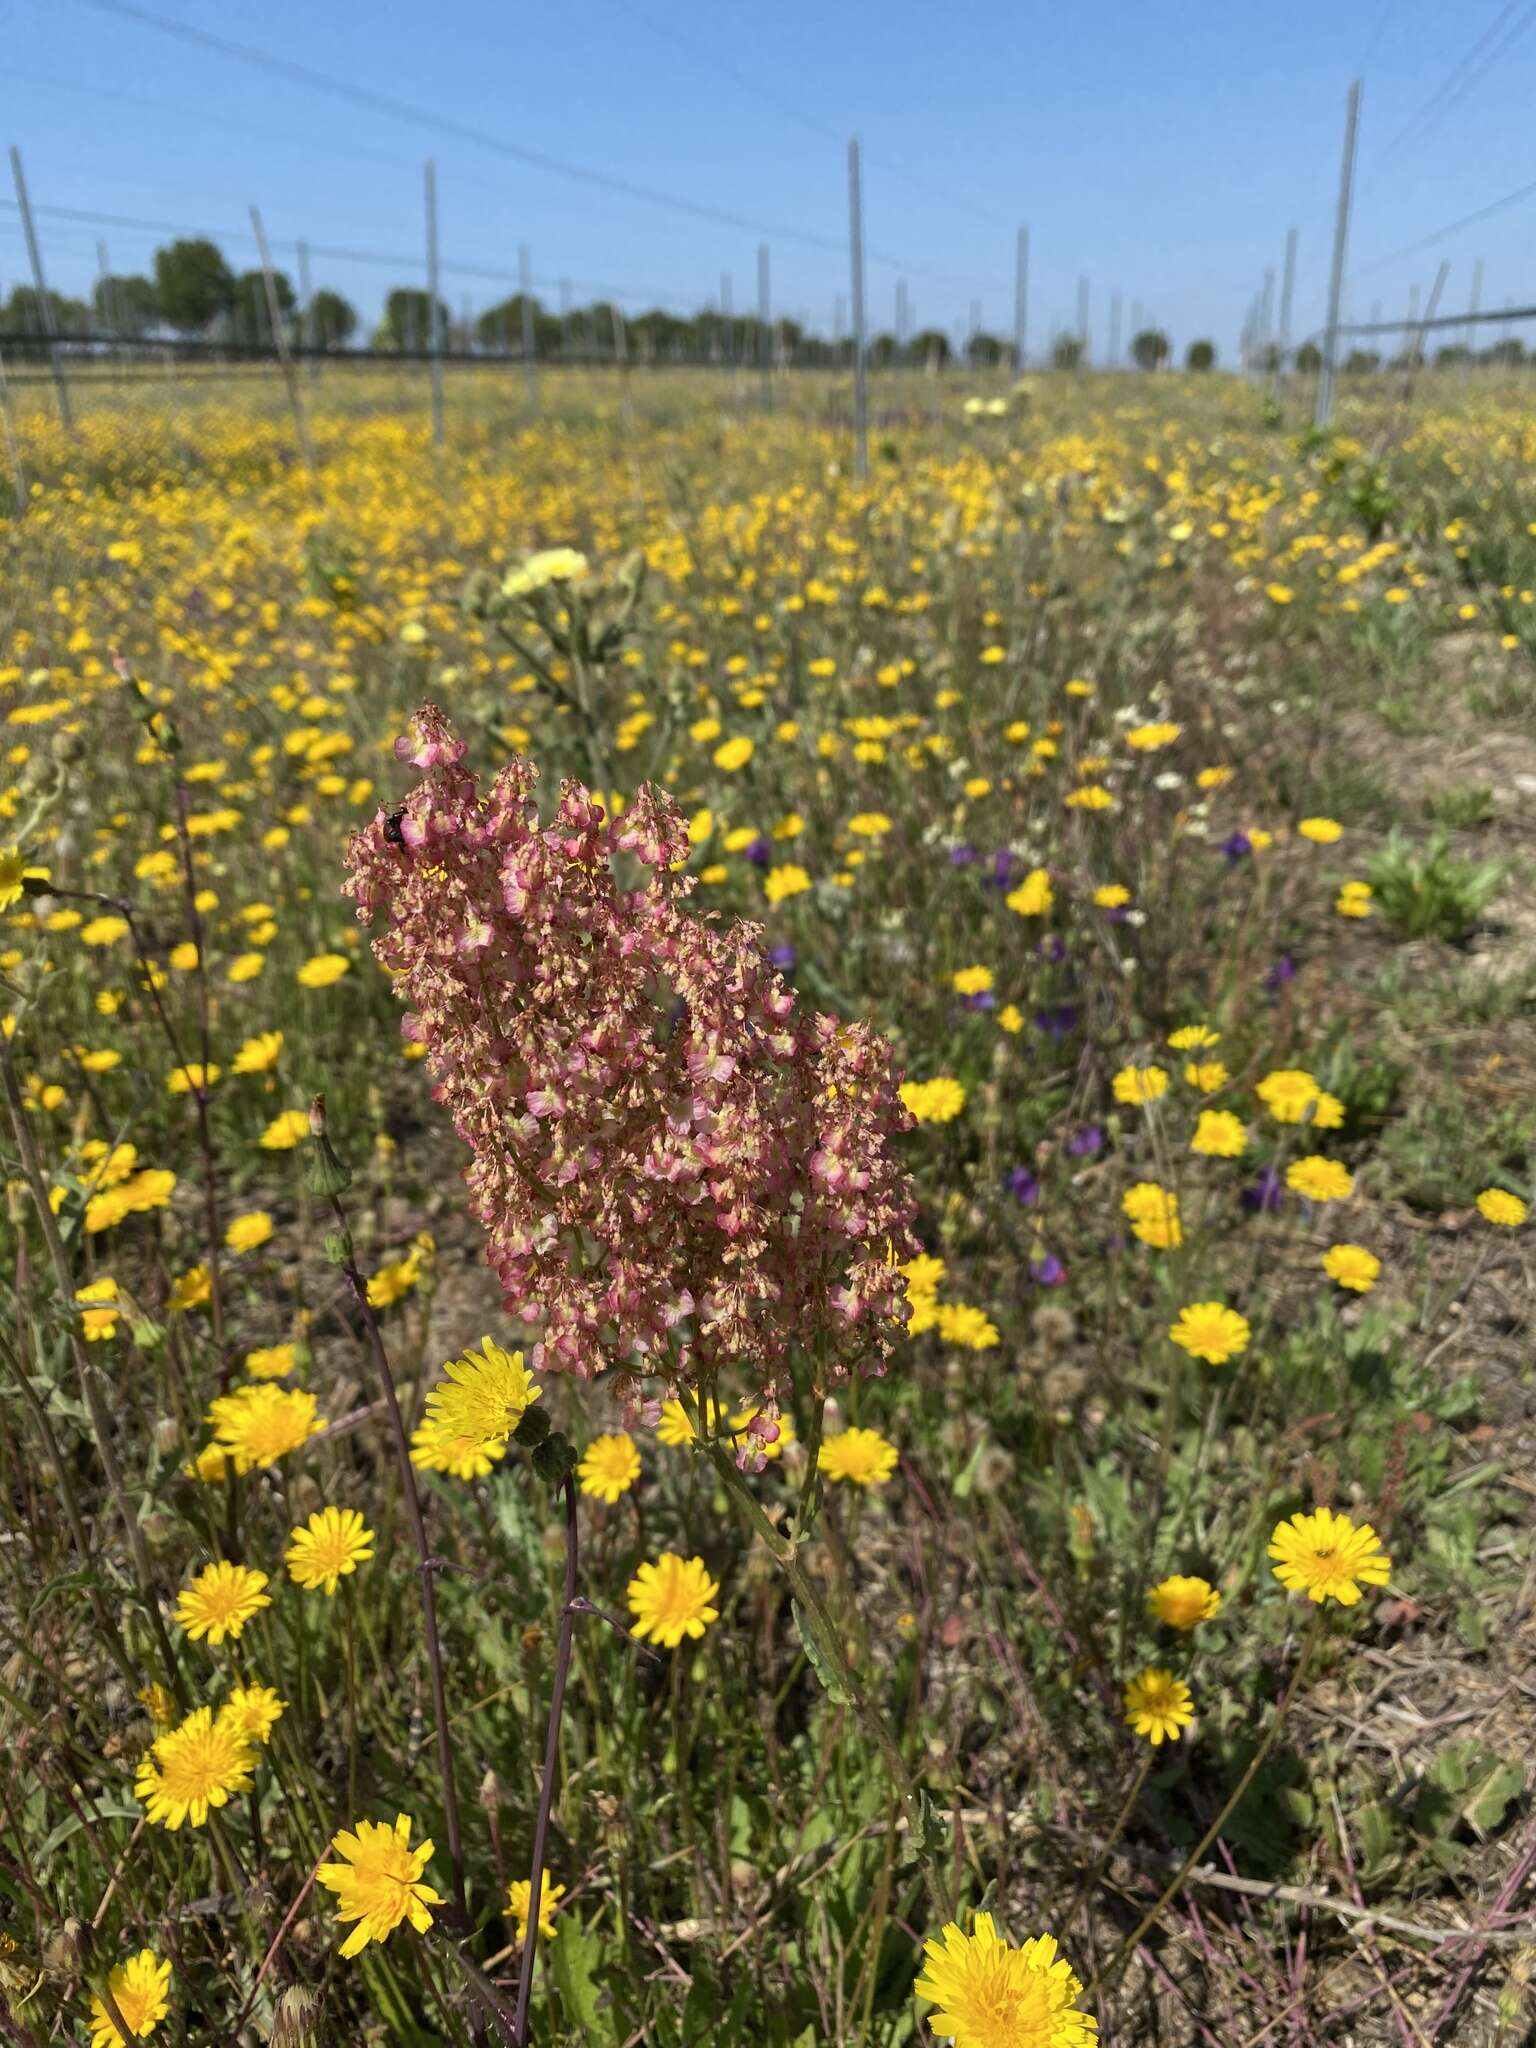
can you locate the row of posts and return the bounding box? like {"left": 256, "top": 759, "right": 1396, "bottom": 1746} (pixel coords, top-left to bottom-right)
{"left": 23, "top": 110, "right": 1498, "bottom": 478}
{"left": 1, "top": 136, "right": 1007, "bottom": 486}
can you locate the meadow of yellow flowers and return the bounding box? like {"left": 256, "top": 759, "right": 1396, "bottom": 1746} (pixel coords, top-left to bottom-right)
{"left": 2, "top": 365, "right": 1535, "bottom": 2048}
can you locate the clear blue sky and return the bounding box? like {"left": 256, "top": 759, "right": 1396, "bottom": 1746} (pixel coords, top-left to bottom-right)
{"left": 4, "top": 0, "right": 1536, "bottom": 361}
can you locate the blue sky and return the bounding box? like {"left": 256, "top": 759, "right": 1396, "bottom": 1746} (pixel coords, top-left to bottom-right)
{"left": 3, "top": 0, "right": 1536, "bottom": 361}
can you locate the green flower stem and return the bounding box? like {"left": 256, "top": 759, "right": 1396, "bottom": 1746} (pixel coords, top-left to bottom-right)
{"left": 699, "top": 1434, "right": 953, "bottom": 1921}
{"left": 322, "top": 1176, "right": 468, "bottom": 1930}
{"left": 1085, "top": 1605, "right": 1325, "bottom": 1997}
{"left": 512, "top": 1470, "right": 580, "bottom": 2047}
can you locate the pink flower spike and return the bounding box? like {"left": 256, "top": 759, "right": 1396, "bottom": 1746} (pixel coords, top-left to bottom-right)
{"left": 344, "top": 708, "right": 918, "bottom": 1399}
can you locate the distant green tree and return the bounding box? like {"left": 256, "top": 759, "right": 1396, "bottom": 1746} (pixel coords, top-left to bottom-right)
{"left": 1434, "top": 344, "right": 1470, "bottom": 369}
{"left": 1051, "top": 332, "right": 1082, "bottom": 371}
{"left": 477, "top": 294, "right": 563, "bottom": 356}
{"left": 966, "top": 332, "right": 1007, "bottom": 367}
{"left": 5, "top": 284, "right": 71, "bottom": 331}
{"left": 3, "top": 285, "right": 89, "bottom": 353}
{"left": 310, "top": 290, "right": 357, "bottom": 349}
{"left": 384, "top": 289, "right": 449, "bottom": 352}
{"left": 912, "top": 328, "right": 951, "bottom": 368}
{"left": 1484, "top": 336, "right": 1525, "bottom": 367}
{"left": 1131, "top": 328, "right": 1169, "bottom": 370}
{"left": 92, "top": 274, "right": 158, "bottom": 336}
{"left": 867, "top": 332, "right": 900, "bottom": 367}
{"left": 1295, "top": 340, "right": 1323, "bottom": 373}
{"left": 586, "top": 302, "right": 622, "bottom": 355}
{"left": 629, "top": 310, "right": 683, "bottom": 360}
{"left": 230, "top": 269, "right": 295, "bottom": 344}
{"left": 153, "top": 238, "right": 235, "bottom": 333}
{"left": 1186, "top": 338, "right": 1216, "bottom": 371}
{"left": 1344, "top": 348, "right": 1382, "bottom": 373}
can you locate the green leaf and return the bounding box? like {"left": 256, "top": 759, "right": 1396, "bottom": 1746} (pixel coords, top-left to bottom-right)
{"left": 550, "top": 1915, "right": 608, "bottom": 2040}
{"left": 37, "top": 1804, "right": 141, "bottom": 1865}
{"left": 1462, "top": 1758, "right": 1524, "bottom": 1837}
{"left": 1355, "top": 1801, "right": 1398, "bottom": 1876}
{"left": 1455, "top": 1600, "right": 1488, "bottom": 1653}
{"left": 914, "top": 1788, "right": 947, "bottom": 1861}
{"left": 791, "top": 1601, "right": 848, "bottom": 1705}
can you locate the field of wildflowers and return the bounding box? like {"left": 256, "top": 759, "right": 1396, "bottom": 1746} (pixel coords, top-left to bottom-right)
{"left": 3, "top": 366, "right": 1536, "bottom": 2047}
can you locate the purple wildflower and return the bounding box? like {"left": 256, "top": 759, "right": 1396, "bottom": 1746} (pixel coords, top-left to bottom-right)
{"left": 1242, "top": 1167, "right": 1285, "bottom": 1213}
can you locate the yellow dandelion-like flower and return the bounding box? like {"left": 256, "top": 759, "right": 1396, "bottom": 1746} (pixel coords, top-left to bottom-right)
{"left": 1184, "top": 1059, "right": 1230, "bottom": 1094}
{"left": 135, "top": 1706, "right": 255, "bottom": 1829}
{"left": 1168, "top": 1302, "right": 1250, "bottom": 1366}
{"left": 1147, "top": 1576, "right": 1222, "bottom": 1630}
{"left": 317, "top": 1814, "right": 444, "bottom": 1958}
{"left": 1006, "top": 868, "right": 1054, "bottom": 916}
{"left": 952, "top": 965, "right": 994, "bottom": 996}
{"left": 231, "top": 1030, "right": 283, "bottom": 1074}
{"left": 1322, "top": 1244, "right": 1380, "bottom": 1292}
{"left": 408, "top": 1415, "right": 505, "bottom": 1480}
{"left": 1312, "top": 1091, "right": 1345, "bottom": 1129}
{"left": 297, "top": 953, "right": 350, "bottom": 989}
{"left": 166, "top": 1062, "right": 219, "bottom": 1095}
{"left": 423, "top": 1337, "right": 540, "bottom": 1451}
{"left": 175, "top": 1560, "right": 271, "bottom": 1645}
{"left": 1167, "top": 1024, "right": 1220, "bottom": 1051}
{"left": 219, "top": 1684, "right": 287, "bottom": 1745}
{"left": 502, "top": 546, "right": 589, "bottom": 596}
{"left": 936, "top": 1301, "right": 1000, "bottom": 1350}
{"left": 244, "top": 1343, "right": 298, "bottom": 1379}
{"left": 286, "top": 1506, "right": 376, "bottom": 1596}
{"left": 626, "top": 1553, "right": 721, "bottom": 1648}
{"left": 259, "top": 1108, "right": 311, "bottom": 1150}
{"left": 167, "top": 1264, "right": 212, "bottom": 1312}
{"left": 1477, "top": 1188, "right": 1527, "bottom": 1227}
{"left": 224, "top": 1210, "right": 273, "bottom": 1254}
{"left": 87, "top": 1948, "right": 171, "bottom": 2048}
{"left": 900, "top": 1076, "right": 967, "bottom": 1124}
{"left": 0, "top": 847, "right": 33, "bottom": 914}
{"left": 819, "top": 1427, "right": 899, "bottom": 1487}
{"left": 657, "top": 1400, "right": 728, "bottom": 1455}
{"left": 1123, "top": 1667, "right": 1194, "bottom": 1745}
{"left": 577, "top": 1432, "right": 642, "bottom": 1503}
{"left": 1269, "top": 1505, "right": 1391, "bottom": 1606}
{"left": 1126, "top": 721, "right": 1181, "bottom": 751}
{"left": 207, "top": 1384, "right": 324, "bottom": 1471}
{"left": 1190, "top": 1110, "right": 1246, "bottom": 1157}
{"left": 1255, "top": 1069, "right": 1320, "bottom": 1123}
{"left": 1287, "top": 1155, "right": 1354, "bottom": 1203}
{"left": 915, "top": 1913, "right": 1097, "bottom": 2047}
{"left": 1122, "top": 1181, "right": 1182, "bottom": 1250}
{"left": 1297, "top": 817, "right": 1342, "bottom": 844}
{"left": 1111, "top": 1064, "right": 1168, "bottom": 1107}
{"left": 507, "top": 1878, "right": 566, "bottom": 1942}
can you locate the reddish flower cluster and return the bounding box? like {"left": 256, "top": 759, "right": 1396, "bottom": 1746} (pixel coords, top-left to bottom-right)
{"left": 345, "top": 708, "right": 918, "bottom": 1404}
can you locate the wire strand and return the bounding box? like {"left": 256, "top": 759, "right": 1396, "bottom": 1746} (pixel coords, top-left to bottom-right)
{"left": 60, "top": 0, "right": 1010, "bottom": 291}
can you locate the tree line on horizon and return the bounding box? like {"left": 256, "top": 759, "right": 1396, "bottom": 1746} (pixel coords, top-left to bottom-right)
{"left": 3, "top": 235, "right": 1530, "bottom": 375}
